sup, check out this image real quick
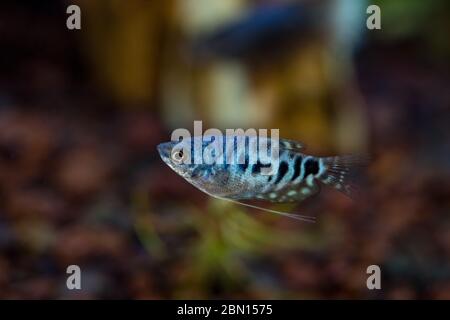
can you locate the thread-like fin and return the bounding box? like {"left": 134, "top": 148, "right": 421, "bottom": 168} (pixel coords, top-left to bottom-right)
{"left": 212, "top": 195, "right": 316, "bottom": 223}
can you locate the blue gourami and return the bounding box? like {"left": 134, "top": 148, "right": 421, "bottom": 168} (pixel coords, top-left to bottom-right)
{"left": 158, "top": 135, "right": 365, "bottom": 222}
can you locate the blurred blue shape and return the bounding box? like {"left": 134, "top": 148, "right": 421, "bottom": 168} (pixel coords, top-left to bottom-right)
{"left": 191, "top": 2, "right": 321, "bottom": 60}
{"left": 329, "top": 0, "right": 368, "bottom": 54}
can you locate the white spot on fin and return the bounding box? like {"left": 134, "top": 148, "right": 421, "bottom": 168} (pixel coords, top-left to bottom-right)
{"left": 301, "top": 187, "right": 310, "bottom": 195}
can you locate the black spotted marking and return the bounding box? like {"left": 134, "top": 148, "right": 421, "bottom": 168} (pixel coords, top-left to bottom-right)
{"left": 238, "top": 154, "right": 249, "bottom": 172}
{"left": 291, "top": 155, "right": 303, "bottom": 181}
{"left": 251, "top": 160, "right": 263, "bottom": 175}
{"left": 238, "top": 137, "right": 251, "bottom": 172}
{"left": 304, "top": 158, "right": 319, "bottom": 177}
{"left": 274, "top": 161, "right": 288, "bottom": 184}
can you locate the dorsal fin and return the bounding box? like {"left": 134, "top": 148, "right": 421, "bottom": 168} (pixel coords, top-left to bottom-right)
{"left": 279, "top": 139, "right": 306, "bottom": 152}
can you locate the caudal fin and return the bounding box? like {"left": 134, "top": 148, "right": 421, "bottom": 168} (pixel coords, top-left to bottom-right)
{"left": 319, "top": 155, "right": 368, "bottom": 199}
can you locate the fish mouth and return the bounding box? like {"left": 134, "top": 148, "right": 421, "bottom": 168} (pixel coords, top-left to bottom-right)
{"left": 157, "top": 143, "right": 173, "bottom": 167}
{"left": 158, "top": 141, "right": 186, "bottom": 172}
{"left": 157, "top": 143, "right": 170, "bottom": 158}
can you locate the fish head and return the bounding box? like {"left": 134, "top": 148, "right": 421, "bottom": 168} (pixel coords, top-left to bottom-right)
{"left": 157, "top": 139, "right": 209, "bottom": 178}
{"left": 157, "top": 138, "right": 230, "bottom": 195}
{"left": 158, "top": 140, "right": 194, "bottom": 177}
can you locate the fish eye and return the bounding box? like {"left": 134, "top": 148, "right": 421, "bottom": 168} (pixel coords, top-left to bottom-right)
{"left": 171, "top": 149, "right": 185, "bottom": 164}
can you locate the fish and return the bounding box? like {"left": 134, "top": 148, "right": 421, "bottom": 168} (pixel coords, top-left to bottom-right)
{"left": 157, "top": 135, "right": 366, "bottom": 222}
{"left": 191, "top": 2, "right": 316, "bottom": 60}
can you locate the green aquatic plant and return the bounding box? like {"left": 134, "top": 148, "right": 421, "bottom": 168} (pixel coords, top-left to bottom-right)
{"left": 132, "top": 187, "right": 327, "bottom": 298}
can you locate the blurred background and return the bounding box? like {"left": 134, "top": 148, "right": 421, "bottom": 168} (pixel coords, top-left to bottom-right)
{"left": 0, "top": 0, "right": 449, "bottom": 299}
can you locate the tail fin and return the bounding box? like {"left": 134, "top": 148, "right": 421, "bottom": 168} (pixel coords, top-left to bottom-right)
{"left": 319, "top": 155, "right": 368, "bottom": 199}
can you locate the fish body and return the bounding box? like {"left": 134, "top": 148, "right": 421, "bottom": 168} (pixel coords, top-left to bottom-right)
{"left": 157, "top": 135, "right": 363, "bottom": 205}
